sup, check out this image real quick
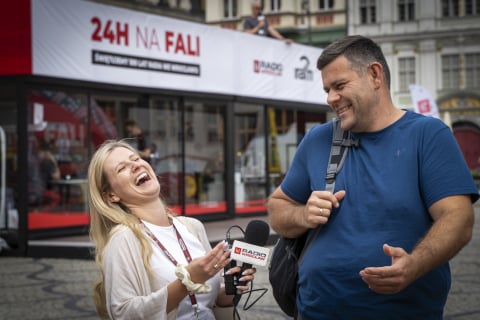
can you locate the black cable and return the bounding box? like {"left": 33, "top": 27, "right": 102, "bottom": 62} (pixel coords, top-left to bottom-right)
{"left": 225, "top": 224, "right": 268, "bottom": 319}
{"left": 231, "top": 278, "right": 268, "bottom": 320}
{"left": 226, "top": 225, "right": 245, "bottom": 243}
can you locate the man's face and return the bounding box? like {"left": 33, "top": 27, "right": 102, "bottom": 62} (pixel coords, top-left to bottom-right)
{"left": 252, "top": 3, "right": 262, "bottom": 15}
{"left": 321, "top": 56, "right": 375, "bottom": 132}
{"left": 125, "top": 125, "right": 132, "bottom": 134}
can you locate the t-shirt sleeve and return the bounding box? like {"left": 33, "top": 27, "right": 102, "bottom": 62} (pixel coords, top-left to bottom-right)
{"left": 420, "top": 119, "right": 479, "bottom": 206}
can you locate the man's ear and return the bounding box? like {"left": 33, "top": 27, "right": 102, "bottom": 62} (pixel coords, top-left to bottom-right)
{"left": 368, "top": 62, "right": 383, "bottom": 89}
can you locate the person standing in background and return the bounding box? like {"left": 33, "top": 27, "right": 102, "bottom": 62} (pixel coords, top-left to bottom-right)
{"left": 38, "top": 141, "right": 61, "bottom": 209}
{"left": 243, "top": 1, "right": 292, "bottom": 44}
{"left": 124, "top": 119, "right": 151, "bottom": 162}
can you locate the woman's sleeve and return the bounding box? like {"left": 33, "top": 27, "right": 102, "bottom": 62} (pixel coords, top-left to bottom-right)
{"left": 103, "top": 227, "right": 171, "bottom": 320}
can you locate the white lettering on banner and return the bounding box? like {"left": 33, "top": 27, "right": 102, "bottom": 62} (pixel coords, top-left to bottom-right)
{"left": 92, "top": 50, "right": 200, "bottom": 76}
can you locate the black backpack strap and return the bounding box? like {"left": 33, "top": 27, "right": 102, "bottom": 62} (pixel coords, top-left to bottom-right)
{"left": 299, "top": 118, "right": 353, "bottom": 263}
{"left": 325, "top": 118, "right": 356, "bottom": 192}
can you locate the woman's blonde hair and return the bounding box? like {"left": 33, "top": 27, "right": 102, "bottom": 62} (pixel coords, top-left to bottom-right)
{"left": 87, "top": 140, "right": 155, "bottom": 318}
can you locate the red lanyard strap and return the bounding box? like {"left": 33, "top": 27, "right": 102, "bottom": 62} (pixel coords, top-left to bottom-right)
{"left": 141, "top": 221, "right": 199, "bottom": 316}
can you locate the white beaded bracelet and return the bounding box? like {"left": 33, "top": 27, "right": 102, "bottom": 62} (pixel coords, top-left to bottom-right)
{"left": 175, "top": 264, "right": 212, "bottom": 294}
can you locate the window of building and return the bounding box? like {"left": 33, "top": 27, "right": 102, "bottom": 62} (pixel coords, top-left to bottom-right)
{"left": 360, "top": 0, "right": 376, "bottom": 24}
{"left": 270, "top": 0, "right": 281, "bottom": 12}
{"left": 465, "top": 0, "right": 480, "bottom": 15}
{"left": 398, "top": 0, "right": 415, "bottom": 21}
{"left": 319, "top": 0, "right": 334, "bottom": 11}
{"left": 465, "top": 53, "right": 480, "bottom": 89}
{"left": 442, "top": 0, "right": 479, "bottom": 16}
{"left": 442, "top": 54, "right": 461, "bottom": 89}
{"left": 223, "top": 0, "right": 238, "bottom": 18}
{"left": 399, "top": 57, "right": 416, "bottom": 92}
{"left": 442, "top": 0, "right": 460, "bottom": 16}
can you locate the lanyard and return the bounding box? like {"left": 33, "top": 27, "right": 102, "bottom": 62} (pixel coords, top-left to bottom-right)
{"left": 141, "top": 220, "right": 199, "bottom": 319}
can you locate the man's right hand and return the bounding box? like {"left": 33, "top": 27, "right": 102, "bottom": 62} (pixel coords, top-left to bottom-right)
{"left": 304, "top": 190, "right": 346, "bottom": 228}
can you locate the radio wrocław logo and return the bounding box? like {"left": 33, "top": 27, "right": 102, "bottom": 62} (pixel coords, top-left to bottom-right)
{"left": 253, "top": 59, "right": 283, "bottom": 76}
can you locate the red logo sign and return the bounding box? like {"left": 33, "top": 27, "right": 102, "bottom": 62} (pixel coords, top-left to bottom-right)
{"left": 234, "top": 247, "right": 241, "bottom": 254}
{"left": 417, "top": 99, "right": 431, "bottom": 114}
{"left": 254, "top": 60, "right": 260, "bottom": 73}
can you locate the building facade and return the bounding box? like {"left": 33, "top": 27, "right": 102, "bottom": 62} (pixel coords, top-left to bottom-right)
{"left": 348, "top": 0, "right": 480, "bottom": 176}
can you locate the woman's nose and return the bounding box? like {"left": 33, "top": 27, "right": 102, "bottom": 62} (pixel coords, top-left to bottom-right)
{"left": 129, "top": 161, "right": 140, "bottom": 171}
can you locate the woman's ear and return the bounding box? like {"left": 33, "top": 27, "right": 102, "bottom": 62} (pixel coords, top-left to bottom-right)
{"left": 104, "top": 191, "right": 120, "bottom": 203}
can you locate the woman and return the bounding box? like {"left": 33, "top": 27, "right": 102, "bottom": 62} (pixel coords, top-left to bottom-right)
{"left": 88, "top": 140, "right": 255, "bottom": 319}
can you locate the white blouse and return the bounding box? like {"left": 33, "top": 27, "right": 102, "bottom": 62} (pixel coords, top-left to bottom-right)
{"left": 142, "top": 219, "right": 221, "bottom": 320}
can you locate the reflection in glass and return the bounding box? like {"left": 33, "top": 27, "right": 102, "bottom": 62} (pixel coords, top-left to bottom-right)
{"left": 182, "top": 101, "right": 226, "bottom": 216}
{"left": 28, "top": 90, "right": 92, "bottom": 234}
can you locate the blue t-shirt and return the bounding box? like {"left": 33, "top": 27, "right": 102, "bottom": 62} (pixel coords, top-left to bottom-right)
{"left": 281, "top": 110, "right": 479, "bottom": 319}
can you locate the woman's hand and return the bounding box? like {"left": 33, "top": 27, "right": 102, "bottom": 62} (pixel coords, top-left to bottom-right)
{"left": 225, "top": 265, "right": 256, "bottom": 292}
{"left": 186, "top": 241, "right": 231, "bottom": 283}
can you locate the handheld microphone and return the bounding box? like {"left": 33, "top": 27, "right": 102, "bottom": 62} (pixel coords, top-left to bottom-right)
{"left": 235, "top": 220, "right": 270, "bottom": 287}
{"left": 224, "top": 220, "right": 270, "bottom": 294}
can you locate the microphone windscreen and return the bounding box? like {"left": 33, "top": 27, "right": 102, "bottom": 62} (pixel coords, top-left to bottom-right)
{"left": 244, "top": 220, "right": 270, "bottom": 246}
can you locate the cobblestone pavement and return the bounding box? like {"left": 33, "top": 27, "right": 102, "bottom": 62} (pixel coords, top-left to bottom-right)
{"left": 0, "top": 207, "right": 479, "bottom": 319}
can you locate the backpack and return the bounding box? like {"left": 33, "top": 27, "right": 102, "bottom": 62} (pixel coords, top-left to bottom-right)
{"left": 268, "top": 118, "right": 356, "bottom": 318}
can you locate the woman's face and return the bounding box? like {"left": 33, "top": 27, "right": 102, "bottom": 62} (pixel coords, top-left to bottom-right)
{"left": 103, "top": 146, "right": 160, "bottom": 206}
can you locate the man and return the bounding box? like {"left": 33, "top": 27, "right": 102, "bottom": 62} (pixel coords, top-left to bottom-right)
{"left": 267, "top": 35, "right": 479, "bottom": 319}
{"left": 243, "top": 1, "right": 292, "bottom": 44}
{"left": 124, "top": 119, "right": 151, "bottom": 162}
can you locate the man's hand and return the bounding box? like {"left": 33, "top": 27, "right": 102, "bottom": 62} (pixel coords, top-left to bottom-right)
{"left": 359, "top": 244, "right": 416, "bottom": 294}
{"left": 303, "top": 190, "right": 346, "bottom": 228}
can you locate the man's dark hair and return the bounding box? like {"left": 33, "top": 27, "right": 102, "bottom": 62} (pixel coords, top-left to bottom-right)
{"left": 317, "top": 35, "right": 391, "bottom": 89}
{"left": 124, "top": 119, "right": 138, "bottom": 127}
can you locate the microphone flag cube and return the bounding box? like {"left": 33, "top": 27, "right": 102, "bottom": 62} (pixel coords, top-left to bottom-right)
{"left": 230, "top": 240, "right": 271, "bottom": 267}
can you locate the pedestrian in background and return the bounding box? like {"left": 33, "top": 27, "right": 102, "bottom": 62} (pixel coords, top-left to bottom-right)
{"left": 87, "top": 140, "right": 256, "bottom": 319}
{"left": 268, "top": 35, "right": 479, "bottom": 319}
{"left": 124, "top": 119, "right": 151, "bottom": 162}
{"left": 243, "top": 1, "right": 292, "bottom": 44}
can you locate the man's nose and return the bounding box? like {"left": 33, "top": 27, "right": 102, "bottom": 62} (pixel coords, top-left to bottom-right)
{"left": 327, "top": 89, "right": 340, "bottom": 105}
